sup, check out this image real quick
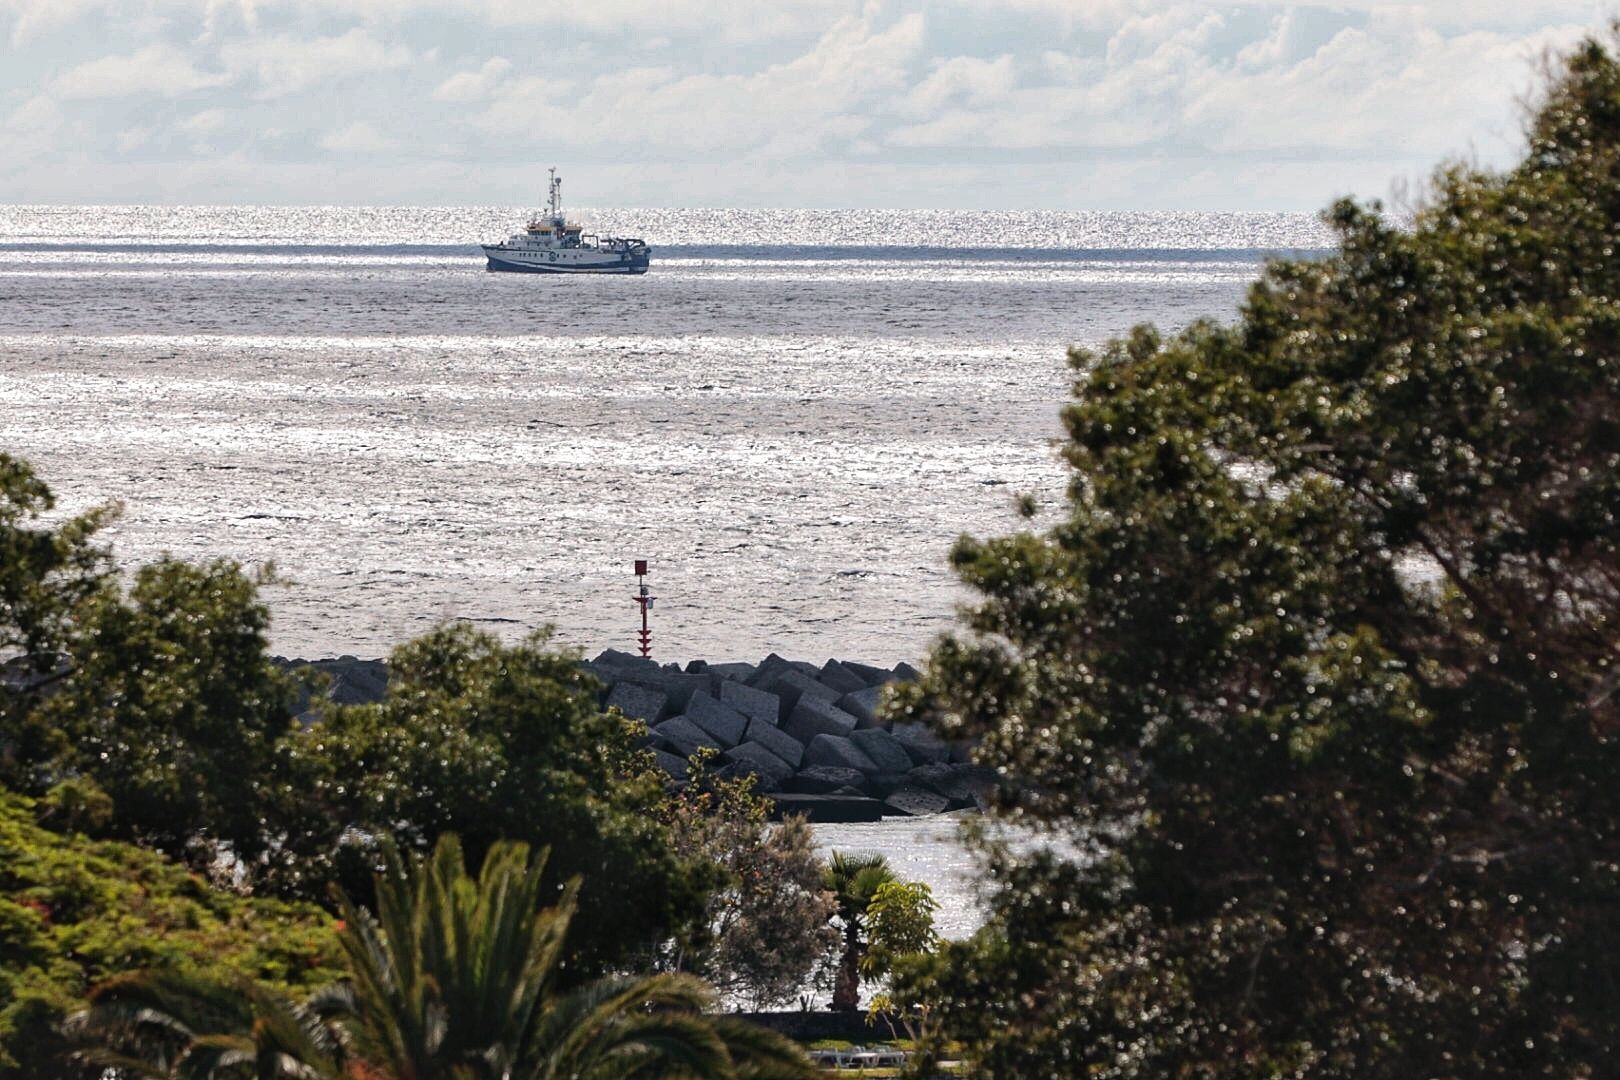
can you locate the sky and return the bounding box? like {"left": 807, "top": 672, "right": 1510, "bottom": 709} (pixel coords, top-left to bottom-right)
{"left": 0, "top": 0, "right": 1612, "bottom": 209}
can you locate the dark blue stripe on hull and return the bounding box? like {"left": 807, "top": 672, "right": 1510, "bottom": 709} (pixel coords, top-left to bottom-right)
{"left": 485, "top": 252, "right": 650, "bottom": 274}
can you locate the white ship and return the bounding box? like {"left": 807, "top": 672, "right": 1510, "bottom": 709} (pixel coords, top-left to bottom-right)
{"left": 482, "top": 169, "right": 650, "bottom": 274}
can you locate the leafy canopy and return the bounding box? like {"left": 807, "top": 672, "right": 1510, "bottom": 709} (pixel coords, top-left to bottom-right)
{"left": 894, "top": 32, "right": 1620, "bottom": 1079}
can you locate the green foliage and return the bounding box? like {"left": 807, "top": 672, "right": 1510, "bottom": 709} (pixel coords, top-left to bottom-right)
{"left": 859, "top": 882, "right": 937, "bottom": 980}
{"left": 272, "top": 624, "right": 711, "bottom": 977}
{"left": 32, "top": 558, "right": 302, "bottom": 866}
{"left": 69, "top": 835, "right": 816, "bottom": 1079}
{"left": 661, "top": 755, "right": 839, "bottom": 1009}
{"left": 0, "top": 790, "right": 341, "bottom": 1079}
{"left": 822, "top": 853, "right": 899, "bottom": 1012}
{"left": 894, "top": 32, "right": 1620, "bottom": 1078}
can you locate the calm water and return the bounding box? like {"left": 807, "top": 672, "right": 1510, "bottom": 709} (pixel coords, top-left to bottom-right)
{"left": 0, "top": 205, "right": 1329, "bottom": 665}
{"left": 0, "top": 204, "right": 1330, "bottom": 938}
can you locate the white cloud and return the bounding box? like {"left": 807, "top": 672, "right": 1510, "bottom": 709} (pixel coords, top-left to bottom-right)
{"left": 220, "top": 27, "right": 412, "bottom": 98}
{"left": 477, "top": 6, "right": 923, "bottom": 157}
{"left": 181, "top": 108, "right": 231, "bottom": 133}
{"left": 319, "top": 120, "right": 397, "bottom": 154}
{"left": 52, "top": 44, "right": 227, "bottom": 100}
{"left": 433, "top": 57, "right": 510, "bottom": 102}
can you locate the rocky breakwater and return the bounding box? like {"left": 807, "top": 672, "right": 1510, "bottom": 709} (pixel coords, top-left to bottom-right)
{"left": 276, "top": 651, "right": 993, "bottom": 824}
{"left": 583, "top": 649, "right": 993, "bottom": 823}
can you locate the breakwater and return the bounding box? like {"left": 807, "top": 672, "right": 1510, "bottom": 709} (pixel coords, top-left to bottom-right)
{"left": 283, "top": 650, "right": 992, "bottom": 823}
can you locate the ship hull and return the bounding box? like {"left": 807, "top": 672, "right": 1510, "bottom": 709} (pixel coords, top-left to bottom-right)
{"left": 483, "top": 247, "right": 649, "bottom": 274}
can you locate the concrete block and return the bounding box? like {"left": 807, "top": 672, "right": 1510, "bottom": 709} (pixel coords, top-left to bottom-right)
{"left": 849, "top": 728, "right": 914, "bottom": 775}
{"left": 907, "top": 763, "right": 997, "bottom": 805}
{"left": 893, "top": 661, "right": 923, "bottom": 682}
{"left": 595, "top": 648, "right": 657, "bottom": 670}
{"left": 767, "top": 669, "right": 841, "bottom": 716}
{"left": 684, "top": 659, "right": 709, "bottom": 673}
{"left": 707, "top": 662, "right": 758, "bottom": 683}
{"left": 683, "top": 690, "right": 749, "bottom": 748}
{"left": 883, "top": 786, "right": 951, "bottom": 816}
{"left": 745, "top": 717, "right": 804, "bottom": 769}
{"left": 746, "top": 653, "right": 798, "bottom": 688}
{"left": 654, "top": 716, "right": 722, "bottom": 760}
{"left": 891, "top": 721, "right": 951, "bottom": 765}
{"left": 784, "top": 766, "right": 871, "bottom": 795}
{"left": 818, "top": 659, "right": 868, "bottom": 695}
{"left": 949, "top": 739, "right": 976, "bottom": 764}
{"left": 722, "top": 741, "right": 796, "bottom": 792}
{"left": 718, "top": 679, "right": 783, "bottom": 727}
{"left": 837, "top": 685, "right": 887, "bottom": 729}
{"left": 843, "top": 660, "right": 898, "bottom": 687}
{"left": 606, "top": 682, "right": 669, "bottom": 724}
{"left": 864, "top": 772, "right": 910, "bottom": 796}
{"left": 652, "top": 749, "right": 689, "bottom": 781}
{"left": 803, "top": 734, "right": 879, "bottom": 773}
{"left": 783, "top": 697, "right": 859, "bottom": 745}
{"left": 768, "top": 793, "right": 886, "bottom": 822}
{"left": 615, "top": 668, "right": 710, "bottom": 711}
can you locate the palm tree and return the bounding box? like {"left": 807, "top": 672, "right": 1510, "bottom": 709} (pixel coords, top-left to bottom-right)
{"left": 333, "top": 833, "right": 812, "bottom": 1080}
{"left": 71, "top": 835, "right": 814, "bottom": 1080}
{"left": 66, "top": 969, "right": 352, "bottom": 1078}
{"left": 821, "top": 852, "right": 896, "bottom": 1012}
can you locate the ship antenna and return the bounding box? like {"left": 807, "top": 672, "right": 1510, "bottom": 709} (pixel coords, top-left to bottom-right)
{"left": 548, "top": 167, "right": 561, "bottom": 219}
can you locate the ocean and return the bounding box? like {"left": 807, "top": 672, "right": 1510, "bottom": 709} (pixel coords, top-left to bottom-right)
{"left": 0, "top": 204, "right": 1331, "bottom": 667}
{"left": 0, "top": 204, "right": 1332, "bottom": 941}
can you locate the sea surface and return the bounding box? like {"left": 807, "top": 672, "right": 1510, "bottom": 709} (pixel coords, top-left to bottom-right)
{"left": 0, "top": 205, "right": 1331, "bottom": 666}
{"left": 0, "top": 204, "right": 1332, "bottom": 941}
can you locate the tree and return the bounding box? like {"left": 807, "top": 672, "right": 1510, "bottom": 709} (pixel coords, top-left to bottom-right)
{"left": 858, "top": 881, "right": 937, "bottom": 982}
{"left": 30, "top": 558, "right": 302, "bottom": 869}
{"left": 72, "top": 835, "right": 814, "bottom": 1080}
{"left": 67, "top": 971, "right": 353, "bottom": 1080}
{"left": 334, "top": 834, "right": 814, "bottom": 1080}
{"left": 0, "top": 789, "right": 342, "bottom": 1080}
{"left": 660, "top": 757, "right": 839, "bottom": 1010}
{"left": 820, "top": 853, "right": 897, "bottom": 1012}
{"left": 0, "top": 453, "right": 116, "bottom": 789}
{"left": 892, "top": 33, "right": 1620, "bottom": 1078}
{"left": 271, "top": 625, "right": 712, "bottom": 977}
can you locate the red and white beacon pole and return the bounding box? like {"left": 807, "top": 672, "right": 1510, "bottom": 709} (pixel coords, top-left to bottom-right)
{"left": 633, "top": 559, "right": 655, "bottom": 658}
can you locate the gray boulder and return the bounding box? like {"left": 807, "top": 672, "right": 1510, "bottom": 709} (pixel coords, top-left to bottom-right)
{"left": 616, "top": 668, "right": 710, "bottom": 711}
{"left": 722, "top": 741, "right": 796, "bottom": 792}
{"left": 843, "top": 660, "right": 898, "bottom": 687}
{"left": 782, "top": 696, "right": 859, "bottom": 744}
{"left": 768, "top": 793, "right": 885, "bottom": 822}
{"left": 651, "top": 749, "right": 690, "bottom": 781}
{"left": 606, "top": 682, "right": 669, "bottom": 724}
{"left": 836, "top": 685, "right": 887, "bottom": 729}
{"left": 883, "top": 786, "right": 951, "bottom": 816}
{"left": 595, "top": 648, "right": 657, "bottom": 669}
{"left": 766, "top": 669, "right": 841, "bottom": 716}
{"left": 682, "top": 690, "right": 749, "bottom": 748}
{"left": 849, "top": 728, "right": 914, "bottom": 775}
{"left": 890, "top": 721, "right": 951, "bottom": 765}
{"left": 653, "top": 716, "right": 721, "bottom": 759}
{"left": 718, "top": 679, "right": 782, "bottom": 726}
{"left": 745, "top": 717, "right": 804, "bottom": 769}
{"left": 818, "top": 659, "right": 868, "bottom": 695}
{"left": 785, "top": 766, "right": 871, "bottom": 795}
{"left": 745, "top": 653, "right": 798, "bottom": 689}
{"left": 803, "top": 734, "right": 880, "bottom": 773}
{"left": 907, "top": 763, "right": 997, "bottom": 805}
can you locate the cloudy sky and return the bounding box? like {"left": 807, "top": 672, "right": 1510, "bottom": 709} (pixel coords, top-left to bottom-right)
{"left": 0, "top": 1, "right": 1610, "bottom": 209}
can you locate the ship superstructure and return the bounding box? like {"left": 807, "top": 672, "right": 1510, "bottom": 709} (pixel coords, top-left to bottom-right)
{"left": 482, "top": 169, "right": 650, "bottom": 274}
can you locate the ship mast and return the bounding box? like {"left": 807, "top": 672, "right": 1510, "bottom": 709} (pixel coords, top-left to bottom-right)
{"left": 547, "top": 167, "right": 562, "bottom": 221}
